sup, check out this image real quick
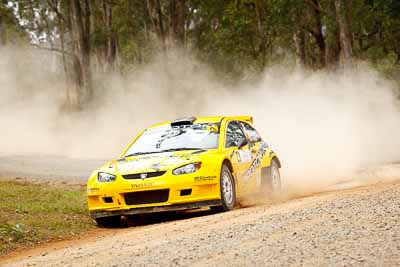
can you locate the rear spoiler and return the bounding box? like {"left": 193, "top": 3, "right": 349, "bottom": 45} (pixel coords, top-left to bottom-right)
{"left": 171, "top": 116, "right": 196, "bottom": 127}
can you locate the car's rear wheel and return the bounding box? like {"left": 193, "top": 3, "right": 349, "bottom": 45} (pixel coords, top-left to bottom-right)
{"left": 212, "top": 164, "right": 236, "bottom": 212}
{"left": 261, "top": 159, "right": 281, "bottom": 201}
{"left": 95, "top": 215, "right": 121, "bottom": 228}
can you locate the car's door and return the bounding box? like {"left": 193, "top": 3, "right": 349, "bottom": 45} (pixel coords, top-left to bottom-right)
{"left": 224, "top": 121, "right": 252, "bottom": 197}
{"left": 238, "top": 121, "right": 269, "bottom": 193}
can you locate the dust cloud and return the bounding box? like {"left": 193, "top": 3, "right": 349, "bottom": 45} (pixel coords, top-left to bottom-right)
{"left": 1, "top": 47, "right": 400, "bottom": 192}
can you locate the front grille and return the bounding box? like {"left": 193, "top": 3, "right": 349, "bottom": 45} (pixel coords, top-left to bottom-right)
{"left": 122, "top": 171, "right": 166, "bottom": 180}
{"left": 124, "top": 189, "right": 169, "bottom": 205}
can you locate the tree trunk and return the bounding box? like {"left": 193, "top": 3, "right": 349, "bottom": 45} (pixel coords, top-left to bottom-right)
{"left": 335, "top": 0, "right": 352, "bottom": 67}
{"left": 103, "top": 0, "right": 117, "bottom": 70}
{"left": 69, "top": 0, "right": 92, "bottom": 108}
{"left": 57, "top": 14, "right": 71, "bottom": 101}
{"left": 395, "top": 45, "right": 400, "bottom": 65}
{"left": 345, "top": 0, "right": 353, "bottom": 48}
{"left": 147, "top": 0, "right": 166, "bottom": 51}
{"left": 0, "top": 13, "right": 6, "bottom": 45}
{"left": 292, "top": 3, "right": 306, "bottom": 67}
{"left": 293, "top": 28, "right": 306, "bottom": 67}
{"left": 308, "top": 0, "right": 326, "bottom": 68}
{"left": 169, "top": 0, "right": 186, "bottom": 47}
{"left": 254, "top": 0, "right": 268, "bottom": 67}
{"left": 326, "top": 28, "right": 341, "bottom": 68}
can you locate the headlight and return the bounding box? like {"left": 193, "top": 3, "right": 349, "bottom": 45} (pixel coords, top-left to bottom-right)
{"left": 98, "top": 172, "right": 116, "bottom": 182}
{"left": 172, "top": 162, "right": 201, "bottom": 175}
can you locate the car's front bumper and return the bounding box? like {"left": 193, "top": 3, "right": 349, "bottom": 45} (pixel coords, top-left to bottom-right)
{"left": 87, "top": 166, "right": 221, "bottom": 218}
{"left": 89, "top": 199, "right": 221, "bottom": 218}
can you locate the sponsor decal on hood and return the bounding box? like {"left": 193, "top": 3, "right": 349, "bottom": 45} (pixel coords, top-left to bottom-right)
{"left": 117, "top": 152, "right": 201, "bottom": 173}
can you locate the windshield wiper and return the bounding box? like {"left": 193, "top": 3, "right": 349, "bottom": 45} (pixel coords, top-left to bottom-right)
{"left": 158, "top": 148, "right": 206, "bottom": 152}
{"left": 123, "top": 148, "right": 206, "bottom": 158}
{"left": 123, "top": 151, "right": 160, "bottom": 158}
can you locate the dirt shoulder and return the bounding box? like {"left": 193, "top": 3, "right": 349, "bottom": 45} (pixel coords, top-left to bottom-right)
{"left": 0, "top": 181, "right": 95, "bottom": 255}
{"left": 2, "top": 181, "right": 400, "bottom": 267}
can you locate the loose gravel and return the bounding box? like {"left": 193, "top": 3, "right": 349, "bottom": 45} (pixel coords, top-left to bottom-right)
{"left": 2, "top": 182, "right": 400, "bottom": 267}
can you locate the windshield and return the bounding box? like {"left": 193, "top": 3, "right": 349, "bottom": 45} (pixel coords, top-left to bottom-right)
{"left": 123, "top": 123, "right": 220, "bottom": 157}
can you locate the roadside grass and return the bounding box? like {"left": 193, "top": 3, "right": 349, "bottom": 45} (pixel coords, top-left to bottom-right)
{"left": 0, "top": 181, "right": 95, "bottom": 255}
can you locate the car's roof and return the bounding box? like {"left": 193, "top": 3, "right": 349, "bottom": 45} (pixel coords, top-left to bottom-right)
{"left": 148, "top": 116, "right": 253, "bottom": 129}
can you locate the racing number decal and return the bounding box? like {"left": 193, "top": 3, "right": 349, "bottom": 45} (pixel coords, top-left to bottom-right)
{"left": 235, "top": 150, "right": 252, "bottom": 163}
{"left": 242, "top": 141, "right": 267, "bottom": 183}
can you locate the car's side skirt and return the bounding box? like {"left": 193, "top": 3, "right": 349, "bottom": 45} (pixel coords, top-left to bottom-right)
{"left": 90, "top": 199, "right": 222, "bottom": 218}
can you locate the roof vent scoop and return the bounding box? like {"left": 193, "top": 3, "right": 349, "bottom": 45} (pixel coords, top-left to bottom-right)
{"left": 171, "top": 116, "right": 196, "bottom": 127}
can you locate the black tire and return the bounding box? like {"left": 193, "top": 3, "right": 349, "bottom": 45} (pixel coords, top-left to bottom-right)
{"left": 212, "top": 164, "right": 236, "bottom": 212}
{"left": 261, "top": 159, "right": 282, "bottom": 201}
{"left": 95, "top": 215, "right": 121, "bottom": 228}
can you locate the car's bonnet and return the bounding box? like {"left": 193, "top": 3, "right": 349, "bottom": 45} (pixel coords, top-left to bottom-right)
{"left": 116, "top": 151, "right": 203, "bottom": 174}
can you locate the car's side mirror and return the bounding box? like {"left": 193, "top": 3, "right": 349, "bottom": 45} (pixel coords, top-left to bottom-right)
{"left": 238, "top": 138, "right": 248, "bottom": 149}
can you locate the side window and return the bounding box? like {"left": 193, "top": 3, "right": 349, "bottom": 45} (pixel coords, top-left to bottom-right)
{"left": 225, "top": 121, "right": 247, "bottom": 148}
{"left": 240, "top": 122, "right": 261, "bottom": 143}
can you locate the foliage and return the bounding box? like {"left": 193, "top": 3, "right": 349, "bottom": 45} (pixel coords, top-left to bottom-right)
{"left": 0, "top": 181, "right": 94, "bottom": 254}
{"left": 0, "top": 1, "right": 28, "bottom": 44}
{"left": 0, "top": 0, "right": 399, "bottom": 85}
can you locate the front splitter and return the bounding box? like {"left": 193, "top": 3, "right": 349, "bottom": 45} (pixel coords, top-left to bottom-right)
{"left": 90, "top": 199, "right": 221, "bottom": 218}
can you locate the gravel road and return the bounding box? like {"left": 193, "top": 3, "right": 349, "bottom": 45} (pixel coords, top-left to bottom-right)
{"left": 2, "top": 181, "right": 400, "bottom": 267}
{"left": 0, "top": 155, "right": 106, "bottom": 185}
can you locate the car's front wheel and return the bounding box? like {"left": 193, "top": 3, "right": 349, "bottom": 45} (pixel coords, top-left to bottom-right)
{"left": 212, "top": 164, "right": 236, "bottom": 212}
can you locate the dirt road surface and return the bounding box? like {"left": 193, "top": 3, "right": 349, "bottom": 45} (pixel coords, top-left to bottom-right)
{"left": 0, "top": 155, "right": 106, "bottom": 185}
{"left": 2, "top": 181, "right": 400, "bottom": 267}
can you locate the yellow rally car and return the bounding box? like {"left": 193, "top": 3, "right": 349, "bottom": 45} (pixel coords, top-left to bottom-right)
{"left": 87, "top": 116, "right": 281, "bottom": 226}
